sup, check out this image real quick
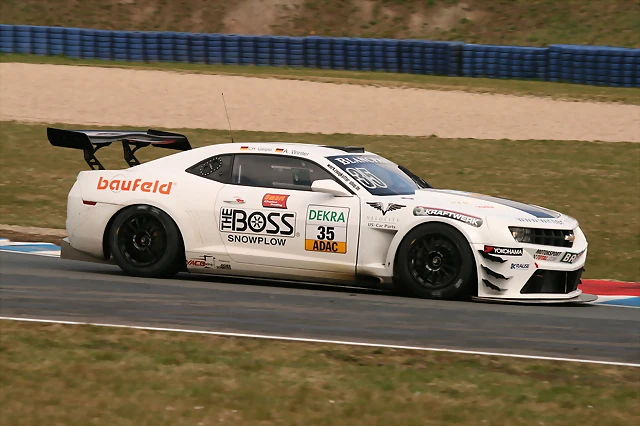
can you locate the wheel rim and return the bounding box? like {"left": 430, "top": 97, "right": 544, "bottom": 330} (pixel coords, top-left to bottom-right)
{"left": 117, "top": 213, "right": 167, "bottom": 268}
{"left": 407, "top": 233, "right": 462, "bottom": 290}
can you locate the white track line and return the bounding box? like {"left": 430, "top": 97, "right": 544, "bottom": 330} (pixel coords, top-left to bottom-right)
{"left": 2, "top": 317, "right": 638, "bottom": 368}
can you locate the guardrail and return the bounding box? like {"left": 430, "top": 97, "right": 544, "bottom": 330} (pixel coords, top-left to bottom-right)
{"left": 1, "top": 24, "right": 638, "bottom": 87}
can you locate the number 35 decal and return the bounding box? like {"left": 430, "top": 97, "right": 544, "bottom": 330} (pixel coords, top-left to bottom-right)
{"left": 317, "top": 226, "right": 335, "bottom": 241}
{"left": 345, "top": 167, "right": 388, "bottom": 189}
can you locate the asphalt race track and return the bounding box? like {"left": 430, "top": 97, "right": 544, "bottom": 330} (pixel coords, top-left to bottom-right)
{"left": 1, "top": 251, "right": 639, "bottom": 364}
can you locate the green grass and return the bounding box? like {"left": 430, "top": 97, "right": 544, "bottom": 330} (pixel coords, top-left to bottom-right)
{"left": 4, "top": 54, "right": 640, "bottom": 105}
{"left": 2, "top": 0, "right": 639, "bottom": 47}
{"left": 1, "top": 320, "right": 639, "bottom": 426}
{"left": 1, "top": 120, "right": 639, "bottom": 281}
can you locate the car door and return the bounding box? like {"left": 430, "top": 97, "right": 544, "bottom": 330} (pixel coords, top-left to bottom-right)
{"left": 214, "top": 153, "right": 360, "bottom": 274}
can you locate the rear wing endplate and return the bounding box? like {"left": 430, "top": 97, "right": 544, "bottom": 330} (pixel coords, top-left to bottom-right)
{"left": 47, "top": 127, "right": 192, "bottom": 170}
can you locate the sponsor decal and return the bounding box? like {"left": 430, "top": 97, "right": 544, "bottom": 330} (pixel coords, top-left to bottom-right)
{"left": 308, "top": 207, "right": 346, "bottom": 223}
{"left": 483, "top": 246, "right": 523, "bottom": 256}
{"left": 97, "top": 176, "right": 173, "bottom": 194}
{"left": 366, "top": 202, "right": 405, "bottom": 216}
{"left": 510, "top": 263, "right": 530, "bottom": 270}
{"left": 227, "top": 235, "right": 286, "bottom": 246}
{"left": 92, "top": 132, "right": 124, "bottom": 137}
{"left": 450, "top": 201, "right": 492, "bottom": 209}
{"left": 366, "top": 218, "right": 399, "bottom": 230}
{"left": 262, "top": 193, "right": 289, "bottom": 209}
{"left": 560, "top": 249, "right": 586, "bottom": 264}
{"left": 413, "top": 206, "right": 483, "bottom": 228}
{"left": 326, "top": 163, "right": 361, "bottom": 191}
{"left": 331, "top": 156, "right": 388, "bottom": 165}
{"left": 186, "top": 255, "right": 231, "bottom": 270}
{"left": 186, "top": 255, "right": 214, "bottom": 269}
{"left": 516, "top": 217, "right": 565, "bottom": 225}
{"left": 533, "top": 249, "right": 563, "bottom": 261}
{"left": 187, "top": 259, "right": 210, "bottom": 268}
{"left": 305, "top": 205, "right": 349, "bottom": 254}
{"left": 219, "top": 208, "right": 296, "bottom": 237}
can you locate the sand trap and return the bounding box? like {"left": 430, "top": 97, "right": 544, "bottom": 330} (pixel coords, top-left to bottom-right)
{"left": 1, "top": 62, "right": 638, "bottom": 141}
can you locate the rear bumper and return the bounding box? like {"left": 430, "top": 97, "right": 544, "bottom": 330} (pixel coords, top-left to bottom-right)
{"left": 61, "top": 238, "right": 114, "bottom": 265}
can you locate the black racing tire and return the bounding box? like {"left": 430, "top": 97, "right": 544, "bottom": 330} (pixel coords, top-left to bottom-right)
{"left": 109, "top": 205, "right": 184, "bottom": 278}
{"left": 395, "top": 223, "right": 476, "bottom": 300}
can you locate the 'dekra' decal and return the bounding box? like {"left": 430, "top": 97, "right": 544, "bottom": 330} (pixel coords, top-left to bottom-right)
{"left": 305, "top": 205, "right": 349, "bottom": 254}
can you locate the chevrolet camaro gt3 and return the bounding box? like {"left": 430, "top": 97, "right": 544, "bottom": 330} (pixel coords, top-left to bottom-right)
{"left": 47, "top": 127, "right": 596, "bottom": 303}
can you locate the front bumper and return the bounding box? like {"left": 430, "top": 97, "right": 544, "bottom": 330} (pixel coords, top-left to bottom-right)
{"left": 473, "top": 240, "right": 590, "bottom": 301}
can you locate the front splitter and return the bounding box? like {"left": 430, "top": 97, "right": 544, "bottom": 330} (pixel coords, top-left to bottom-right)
{"left": 472, "top": 293, "right": 598, "bottom": 304}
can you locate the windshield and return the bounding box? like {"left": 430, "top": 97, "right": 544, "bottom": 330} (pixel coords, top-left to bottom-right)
{"left": 326, "top": 154, "right": 432, "bottom": 196}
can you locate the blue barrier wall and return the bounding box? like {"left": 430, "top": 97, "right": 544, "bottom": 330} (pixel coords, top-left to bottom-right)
{"left": 1, "top": 24, "right": 638, "bottom": 87}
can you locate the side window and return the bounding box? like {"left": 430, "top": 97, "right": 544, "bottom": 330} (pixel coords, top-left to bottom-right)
{"left": 231, "top": 154, "right": 335, "bottom": 191}
{"left": 185, "top": 154, "right": 233, "bottom": 183}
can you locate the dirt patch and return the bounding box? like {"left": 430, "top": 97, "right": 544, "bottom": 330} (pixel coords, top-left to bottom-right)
{"left": 223, "top": 0, "right": 304, "bottom": 35}
{"left": 425, "top": 2, "right": 484, "bottom": 31}
{"left": 354, "top": 0, "right": 375, "bottom": 22}
{"left": 1, "top": 63, "right": 638, "bottom": 142}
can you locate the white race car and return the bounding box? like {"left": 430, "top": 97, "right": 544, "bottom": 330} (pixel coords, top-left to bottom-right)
{"left": 48, "top": 127, "right": 596, "bottom": 303}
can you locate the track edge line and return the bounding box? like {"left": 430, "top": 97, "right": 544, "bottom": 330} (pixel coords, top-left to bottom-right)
{"left": 2, "top": 316, "right": 638, "bottom": 368}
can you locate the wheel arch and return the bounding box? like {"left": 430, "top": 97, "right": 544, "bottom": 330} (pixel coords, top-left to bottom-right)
{"left": 389, "top": 220, "right": 480, "bottom": 298}
{"left": 386, "top": 219, "right": 479, "bottom": 279}
{"left": 102, "top": 203, "right": 187, "bottom": 263}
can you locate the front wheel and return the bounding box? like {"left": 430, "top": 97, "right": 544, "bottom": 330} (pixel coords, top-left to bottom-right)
{"left": 109, "top": 205, "right": 183, "bottom": 278}
{"left": 395, "top": 223, "right": 476, "bottom": 300}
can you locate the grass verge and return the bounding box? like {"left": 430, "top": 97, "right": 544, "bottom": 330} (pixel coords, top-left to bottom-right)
{"left": 1, "top": 320, "right": 639, "bottom": 426}
{"left": 1, "top": 120, "right": 638, "bottom": 281}
{"left": 2, "top": 54, "right": 639, "bottom": 105}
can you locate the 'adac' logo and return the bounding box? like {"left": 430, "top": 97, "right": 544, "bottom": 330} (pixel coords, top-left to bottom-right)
{"left": 97, "top": 176, "right": 173, "bottom": 194}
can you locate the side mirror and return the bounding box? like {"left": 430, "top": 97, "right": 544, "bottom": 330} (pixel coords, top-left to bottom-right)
{"left": 311, "top": 179, "right": 352, "bottom": 197}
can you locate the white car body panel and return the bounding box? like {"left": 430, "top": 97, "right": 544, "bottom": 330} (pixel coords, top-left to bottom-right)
{"left": 59, "top": 140, "right": 592, "bottom": 303}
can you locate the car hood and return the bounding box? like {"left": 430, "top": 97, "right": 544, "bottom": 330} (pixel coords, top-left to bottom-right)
{"left": 402, "top": 189, "right": 578, "bottom": 228}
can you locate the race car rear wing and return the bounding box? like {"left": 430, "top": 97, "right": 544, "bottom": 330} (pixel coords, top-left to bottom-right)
{"left": 47, "top": 127, "right": 192, "bottom": 170}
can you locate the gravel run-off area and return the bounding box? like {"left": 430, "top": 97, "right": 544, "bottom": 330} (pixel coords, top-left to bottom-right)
{"left": 1, "top": 63, "right": 639, "bottom": 142}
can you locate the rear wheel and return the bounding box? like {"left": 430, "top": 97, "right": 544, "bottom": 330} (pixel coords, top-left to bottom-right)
{"left": 395, "top": 223, "right": 476, "bottom": 300}
{"left": 109, "top": 205, "right": 183, "bottom": 278}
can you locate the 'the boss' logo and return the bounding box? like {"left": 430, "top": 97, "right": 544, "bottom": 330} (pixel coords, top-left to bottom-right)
{"left": 97, "top": 176, "right": 173, "bottom": 194}
{"left": 219, "top": 208, "right": 296, "bottom": 236}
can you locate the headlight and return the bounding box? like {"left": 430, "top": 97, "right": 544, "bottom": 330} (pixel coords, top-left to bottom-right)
{"left": 509, "top": 227, "right": 534, "bottom": 243}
